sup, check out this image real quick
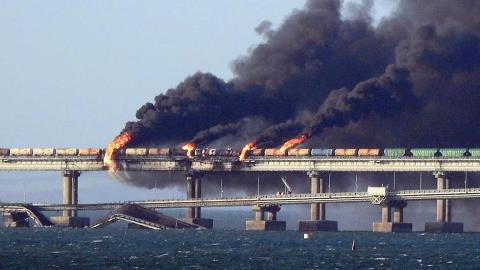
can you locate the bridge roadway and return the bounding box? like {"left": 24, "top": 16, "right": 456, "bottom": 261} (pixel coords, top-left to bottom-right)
{"left": 2, "top": 155, "right": 480, "bottom": 172}
{"left": 0, "top": 188, "right": 477, "bottom": 212}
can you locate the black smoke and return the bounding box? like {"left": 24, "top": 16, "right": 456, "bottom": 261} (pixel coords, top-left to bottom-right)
{"left": 114, "top": 0, "right": 480, "bottom": 229}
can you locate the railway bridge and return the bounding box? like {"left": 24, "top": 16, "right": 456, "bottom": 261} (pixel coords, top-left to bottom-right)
{"left": 1, "top": 154, "right": 480, "bottom": 232}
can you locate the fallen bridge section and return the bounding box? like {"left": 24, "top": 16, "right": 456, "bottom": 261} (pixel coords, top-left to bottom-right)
{"left": 91, "top": 204, "right": 203, "bottom": 230}
{"left": 0, "top": 204, "right": 53, "bottom": 227}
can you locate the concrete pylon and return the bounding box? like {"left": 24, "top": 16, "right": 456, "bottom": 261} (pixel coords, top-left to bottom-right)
{"left": 373, "top": 201, "right": 412, "bottom": 233}
{"left": 182, "top": 171, "right": 213, "bottom": 229}
{"left": 51, "top": 170, "right": 89, "bottom": 227}
{"left": 71, "top": 171, "right": 80, "bottom": 217}
{"left": 246, "top": 204, "right": 285, "bottom": 231}
{"left": 185, "top": 172, "right": 196, "bottom": 219}
{"left": 298, "top": 171, "right": 338, "bottom": 232}
{"left": 62, "top": 171, "right": 73, "bottom": 217}
{"left": 194, "top": 177, "right": 202, "bottom": 219}
{"left": 425, "top": 172, "right": 463, "bottom": 233}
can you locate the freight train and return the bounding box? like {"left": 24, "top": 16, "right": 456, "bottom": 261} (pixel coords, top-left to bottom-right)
{"left": 1, "top": 147, "right": 480, "bottom": 159}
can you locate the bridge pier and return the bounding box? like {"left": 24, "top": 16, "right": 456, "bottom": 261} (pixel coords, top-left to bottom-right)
{"left": 51, "top": 170, "right": 89, "bottom": 228}
{"left": 182, "top": 171, "right": 213, "bottom": 229}
{"left": 425, "top": 172, "right": 463, "bottom": 233}
{"left": 299, "top": 171, "right": 338, "bottom": 232}
{"left": 2, "top": 212, "right": 29, "bottom": 227}
{"left": 373, "top": 200, "right": 412, "bottom": 232}
{"left": 246, "top": 204, "right": 286, "bottom": 231}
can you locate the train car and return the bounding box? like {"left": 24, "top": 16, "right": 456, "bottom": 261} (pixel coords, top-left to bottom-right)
{"left": 468, "top": 148, "right": 480, "bottom": 158}
{"left": 264, "top": 149, "right": 286, "bottom": 156}
{"left": 409, "top": 148, "right": 438, "bottom": 157}
{"left": 78, "top": 148, "right": 102, "bottom": 156}
{"left": 439, "top": 148, "right": 467, "bottom": 158}
{"left": 357, "top": 148, "right": 382, "bottom": 156}
{"left": 32, "top": 148, "right": 56, "bottom": 156}
{"left": 125, "top": 148, "right": 147, "bottom": 156}
{"left": 287, "top": 148, "right": 310, "bottom": 156}
{"left": 56, "top": 148, "right": 78, "bottom": 156}
{"left": 383, "top": 148, "right": 407, "bottom": 157}
{"left": 334, "top": 148, "right": 357, "bottom": 156}
{"left": 148, "top": 148, "right": 171, "bottom": 156}
{"left": 9, "top": 148, "right": 33, "bottom": 156}
{"left": 194, "top": 149, "right": 203, "bottom": 157}
{"left": 310, "top": 148, "right": 334, "bottom": 156}
{"left": 170, "top": 148, "right": 186, "bottom": 156}
{"left": 208, "top": 149, "right": 217, "bottom": 156}
{"left": 249, "top": 148, "right": 265, "bottom": 156}
{"left": 217, "top": 149, "right": 232, "bottom": 156}
{"left": 0, "top": 148, "right": 10, "bottom": 156}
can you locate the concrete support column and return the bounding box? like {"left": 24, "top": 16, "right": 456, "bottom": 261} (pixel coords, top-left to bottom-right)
{"left": 425, "top": 172, "right": 463, "bottom": 233}
{"left": 392, "top": 201, "right": 406, "bottom": 223}
{"left": 299, "top": 171, "right": 338, "bottom": 232}
{"left": 51, "top": 170, "right": 89, "bottom": 228}
{"left": 194, "top": 177, "right": 202, "bottom": 219}
{"left": 246, "top": 205, "right": 285, "bottom": 231}
{"left": 186, "top": 172, "right": 195, "bottom": 219}
{"left": 71, "top": 171, "right": 80, "bottom": 217}
{"left": 445, "top": 178, "right": 451, "bottom": 222}
{"left": 62, "top": 171, "right": 73, "bottom": 217}
{"left": 381, "top": 205, "right": 392, "bottom": 223}
{"left": 308, "top": 171, "right": 325, "bottom": 221}
{"left": 435, "top": 172, "right": 446, "bottom": 222}
{"left": 373, "top": 200, "right": 411, "bottom": 233}
{"left": 253, "top": 206, "right": 265, "bottom": 221}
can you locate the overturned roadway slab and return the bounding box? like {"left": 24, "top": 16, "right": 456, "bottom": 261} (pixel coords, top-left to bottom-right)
{"left": 91, "top": 204, "right": 206, "bottom": 230}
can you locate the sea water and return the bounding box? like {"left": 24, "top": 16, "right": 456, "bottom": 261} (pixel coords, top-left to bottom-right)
{"left": 1, "top": 228, "right": 479, "bottom": 269}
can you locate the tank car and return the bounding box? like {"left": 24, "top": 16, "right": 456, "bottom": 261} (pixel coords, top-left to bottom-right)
{"left": 10, "top": 148, "right": 33, "bottom": 156}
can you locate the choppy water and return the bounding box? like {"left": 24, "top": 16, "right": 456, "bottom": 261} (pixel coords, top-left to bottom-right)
{"left": 1, "top": 228, "right": 479, "bottom": 269}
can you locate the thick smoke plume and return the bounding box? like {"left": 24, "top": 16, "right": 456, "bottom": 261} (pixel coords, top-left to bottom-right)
{"left": 114, "top": 0, "right": 480, "bottom": 227}
{"left": 125, "top": 0, "right": 480, "bottom": 150}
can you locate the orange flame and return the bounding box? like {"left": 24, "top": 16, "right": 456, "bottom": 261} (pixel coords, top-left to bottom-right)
{"left": 279, "top": 134, "right": 308, "bottom": 152}
{"left": 104, "top": 132, "right": 132, "bottom": 171}
{"left": 239, "top": 141, "right": 256, "bottom": 161}
{"left": 182, "top": 143, "right": 196, "bottom": 158}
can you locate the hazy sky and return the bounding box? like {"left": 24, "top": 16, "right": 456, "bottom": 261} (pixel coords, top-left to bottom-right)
{"left": 0, "top": 1, "right": 400, "bottom": 226}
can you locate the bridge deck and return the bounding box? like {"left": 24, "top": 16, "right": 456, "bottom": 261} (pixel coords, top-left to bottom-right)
{"left": 2, "top": 188, "right": 476, "bottom": 211}
{"left": 1, "top": 156, "right": 480, "bottom": 172}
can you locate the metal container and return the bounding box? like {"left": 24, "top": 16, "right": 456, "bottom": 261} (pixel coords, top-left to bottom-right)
{"left": 357, "top": 148, "right": 381, "bottom": 156}
{"left": 310, "top": 148, "right": 334, "bottom": 156}
{"left": 334, "top": 149, "right": 357, "bottom": 156}
{"left": 410, "top": 148, "right": 438, "bottom": 157}
{"left": 468, "top": 148, "right": 480, "bottom": 157}
{"left": 264, "top": 149, "right": 286, "bottom": 156}
{"left": 383, "top": 148, "right": 406, "bottom": 157}
{"left": 250, "top": 149, "right": 264, "bottom": 156}
{"left": 10, "top": 148, "right": 33, "bottom": 156}
{"left": 287, "top": 148, "right": 310, "bottom": 156}
{"left": 32, "top": 148, "right": 56, "bottom": 156}
{"left": 217, "top": 149, "right": 232, "bottom": 156}
{"left": 148, "top": 148, "right": 171, "bottom": 156}
{"left": 439, "top": 148, "right": 467, "bottom": 158}
{"left": 56, "top": 148, "right": 78, "bottom": 156}
{"left": 126, "top": 148, "right": 147, "bottom": 156}
{"left": 171, "top": 149, "right": 187, "bottom": 156}
{"left": 0, "top": 148, "right": 10, "bottom": 156}
{"left": 78, "top": 148, "right": 102, "bottom": 156}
